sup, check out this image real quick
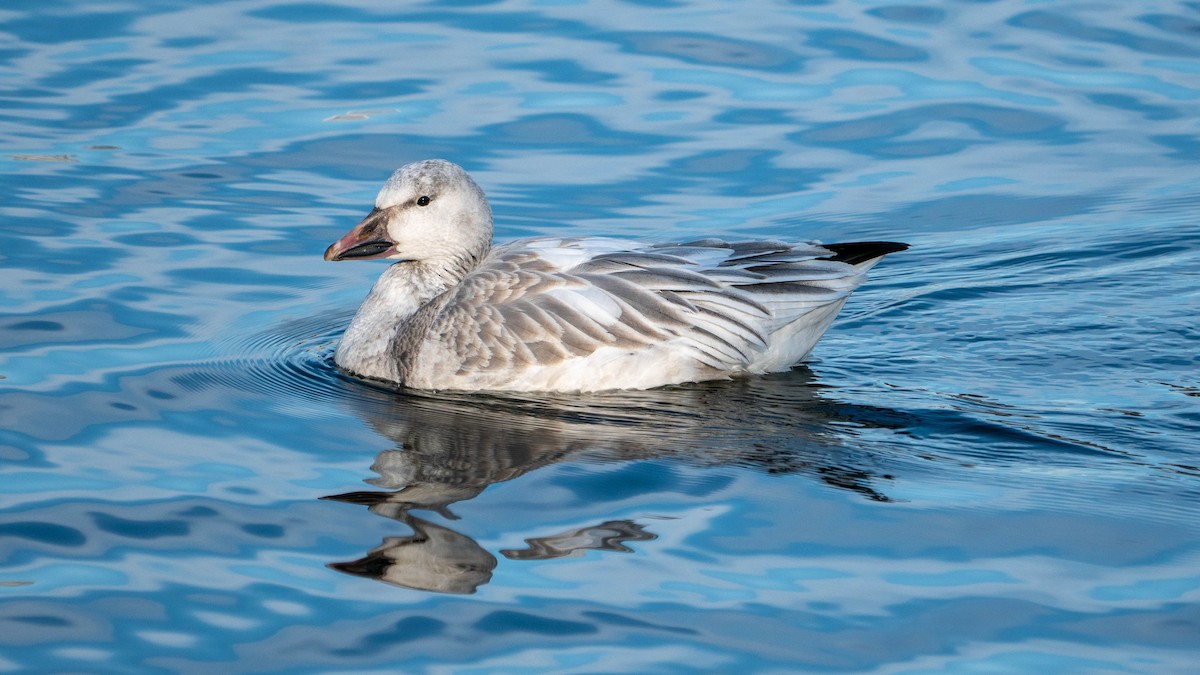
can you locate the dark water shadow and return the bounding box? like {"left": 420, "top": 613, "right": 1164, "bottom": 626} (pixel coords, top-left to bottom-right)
{"left": 321, "top": 371, "right": 911, "bottom": 594}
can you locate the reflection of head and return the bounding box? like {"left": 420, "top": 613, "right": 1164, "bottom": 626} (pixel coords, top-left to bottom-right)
{"left": 328, "top": 515, "right": 496, "bottom": 594}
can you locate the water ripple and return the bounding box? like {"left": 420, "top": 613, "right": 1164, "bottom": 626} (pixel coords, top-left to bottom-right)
{"left": 193, "top": 311, "right": 351, "bottom": 412}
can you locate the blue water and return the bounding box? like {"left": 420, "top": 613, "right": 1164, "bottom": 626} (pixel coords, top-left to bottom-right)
{"left": 3, "top": 0, "right": 1199, "bottom": 671}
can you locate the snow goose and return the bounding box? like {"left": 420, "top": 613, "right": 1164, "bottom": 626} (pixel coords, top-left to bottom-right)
{"left": 324, "top": 159, "right": 906, "bottom": 392}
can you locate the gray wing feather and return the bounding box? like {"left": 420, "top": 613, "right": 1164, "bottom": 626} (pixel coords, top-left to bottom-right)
{"left": 416, "top": 237, "right": 872, "bottom": 376}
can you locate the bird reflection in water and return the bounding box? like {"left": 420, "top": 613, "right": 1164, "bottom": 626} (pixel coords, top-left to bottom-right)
{"left": 323, "top": 369, "right": 907, "bottom": 594}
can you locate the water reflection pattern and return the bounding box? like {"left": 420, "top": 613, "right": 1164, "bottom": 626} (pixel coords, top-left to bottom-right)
{"left": 321, "top": 373, "right": 899, "bottom": 593}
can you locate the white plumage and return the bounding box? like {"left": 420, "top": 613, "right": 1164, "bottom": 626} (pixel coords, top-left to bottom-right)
{"left": 324, "top": 159, "right": 906, "bottom": 392}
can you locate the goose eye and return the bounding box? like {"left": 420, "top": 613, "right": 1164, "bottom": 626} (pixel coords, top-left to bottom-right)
{"left": 416, "top": 195, "right": 431, "bottom": 207}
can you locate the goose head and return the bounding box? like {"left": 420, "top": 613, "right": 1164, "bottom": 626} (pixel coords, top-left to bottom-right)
{"left": 324, "top": 159, "right": 494, "bottom": 267}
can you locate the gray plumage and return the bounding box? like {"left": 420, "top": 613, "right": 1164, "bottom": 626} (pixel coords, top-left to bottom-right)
{"left": 325, "top": 159, "right": 907, "bottom": 392}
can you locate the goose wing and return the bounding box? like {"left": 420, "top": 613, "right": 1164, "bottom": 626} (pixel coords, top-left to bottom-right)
{"left": 413, "top": 238, "right": 893, "bottom": 377}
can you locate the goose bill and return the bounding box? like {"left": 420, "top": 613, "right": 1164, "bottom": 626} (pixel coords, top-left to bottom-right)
{"left": 324, "top": 208, "right": 397, "bottom": 261}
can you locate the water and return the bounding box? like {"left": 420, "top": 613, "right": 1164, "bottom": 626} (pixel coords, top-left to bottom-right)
{"left": 2, "top": 0, "right": 1199, "bottom": 671}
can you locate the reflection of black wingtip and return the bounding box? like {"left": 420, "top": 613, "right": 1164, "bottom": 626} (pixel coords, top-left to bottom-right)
{"left": 500, "top": 519, "right": 657, "bottom": 560}
{"left": 321, "top": 490, "right": 392, "bottom": 506}
{"left": 821, "top": 241, "right": 910, "bottom": 265}
{"left": 818, "top": 466, "right": 895, "bottom": 502}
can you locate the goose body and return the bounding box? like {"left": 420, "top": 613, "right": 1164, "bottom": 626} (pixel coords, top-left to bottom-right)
{"left": 325, "top": 159, "right": 906, "bottom": 393}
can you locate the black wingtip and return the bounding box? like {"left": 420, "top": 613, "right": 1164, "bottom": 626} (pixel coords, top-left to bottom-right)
{"left": 820, "top": 241, "right": 909, "bottom": 265}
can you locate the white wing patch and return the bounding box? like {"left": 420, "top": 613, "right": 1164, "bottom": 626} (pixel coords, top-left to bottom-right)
{"left": 543, "top": 284, "right": 623, "bottom": 324}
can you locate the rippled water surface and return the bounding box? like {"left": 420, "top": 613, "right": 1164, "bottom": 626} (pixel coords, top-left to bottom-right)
{"left": 3, "top": 0, "right": 1200, "bottom": 672}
